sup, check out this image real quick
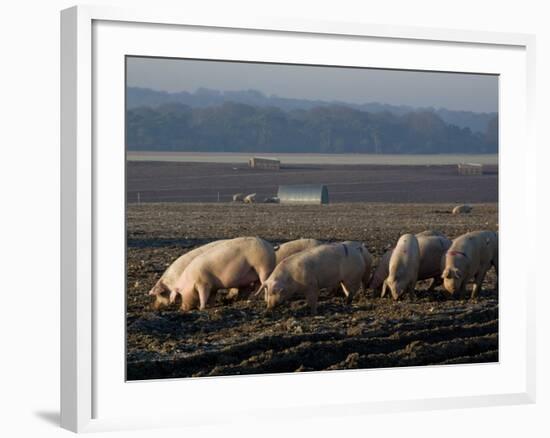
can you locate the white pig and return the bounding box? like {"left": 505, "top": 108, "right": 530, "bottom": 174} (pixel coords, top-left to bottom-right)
{"left": 148, "top": 239, "right": 228, "bottom": 309}
{"left": 369, "top": 231, "right": 450, "bottom": 293}
{"left": 342, "top": 240, "right": 374, "bottom": 288}
{"left": 258, "top": 242, "right": 366, "bottom": 314}
{"left": 441, "top": 230, "right": 498, "bottom": 299}
{"left": 274, "top": 238, "right": 323, "bottom": 265}
{"left": 382, "top": 234, "right": 420, "bottom": 300}
{"left": 170, "top": 237, "right": 275, "bottom": 311}
{"left": 416, "top": 233, "right": 452, "bottom": 290}
{"left": 452, "top": 205, "right": 473, "bottom": 214}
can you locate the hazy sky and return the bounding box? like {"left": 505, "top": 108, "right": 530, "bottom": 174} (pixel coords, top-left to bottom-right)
{"left": 127, "top": 57, "right": 498, "bottom": 113}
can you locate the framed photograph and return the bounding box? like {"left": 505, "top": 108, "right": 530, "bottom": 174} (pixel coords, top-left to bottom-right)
{"left": 61, "top": 5, "right": 536, "bottom": 432}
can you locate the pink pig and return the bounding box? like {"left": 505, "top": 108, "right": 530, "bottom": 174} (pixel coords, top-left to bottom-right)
{"left": 170, "top": 237, "right": 275, "bottom": 311}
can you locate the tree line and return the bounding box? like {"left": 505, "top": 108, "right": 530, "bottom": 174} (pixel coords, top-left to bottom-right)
{"left": 126, "top": 101, "right": 498, "bottom": 154}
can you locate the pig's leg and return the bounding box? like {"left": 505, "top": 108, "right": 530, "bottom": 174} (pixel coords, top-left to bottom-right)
{"left": 471, "top": 267, "right": 488, "bottom": 300}
{"left": 180, "top": 287, "right": 198, "bottom": 312}
{"left": 362, "top": 266, "right": 373, "bottom": 291}
{"left": 304, "top": 287, "right": 319, "bottom": 315}
{"left": 196, "top": 282, "right": 212, "bottom": 310}
{"left": 407, "top": 277, "right": 417, "bottom": 299}
{"left": 340, "top": 282, "right": 351, "bottom": 303}
{"left": 256, "top": 265, "right": 272, "bottom": 285}
{"left": 341, "top": 280, "right": 361, "bottom": 305}
{"left": 457, "top": 275, "right": 468, "bottom": 299}
{"left": 381, "top": 280, "right": 388, "bottom": 299}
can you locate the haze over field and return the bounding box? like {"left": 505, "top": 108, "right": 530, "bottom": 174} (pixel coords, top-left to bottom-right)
{"left": 127, "top": 58, "right": 498, "bottom": 113}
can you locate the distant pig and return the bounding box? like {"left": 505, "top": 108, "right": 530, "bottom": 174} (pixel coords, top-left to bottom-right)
{"left": 244, "top": 193, "right": 257, "bottom": 204}
{"left": 148, "top": 239, "right": 227, "bottom": 309}
{"left": 170, "top": 237, "right": 276, "bottom": 311}
{"left": 258, "top": 242, "right": 366, "bottom": 314}
{"left": 452, "top": 205, "right": 473, "bottom": 215}
{"left": 441, "top": 230, "right": 498, "bottom": 299}
{"left": 382, "top": 234, "right": 420, "bottom": 300}
{"left": 274, "top": 238, "right": 323, "bottom": 265}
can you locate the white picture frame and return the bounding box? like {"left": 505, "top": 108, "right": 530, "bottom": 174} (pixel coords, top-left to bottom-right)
{"left": 60, "top": 4, "right": 537, "bottom": 433}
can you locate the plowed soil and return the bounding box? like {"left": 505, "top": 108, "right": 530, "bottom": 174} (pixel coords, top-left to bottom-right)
{"left": 127, "top": 202, "right": 498, "bottom": 380}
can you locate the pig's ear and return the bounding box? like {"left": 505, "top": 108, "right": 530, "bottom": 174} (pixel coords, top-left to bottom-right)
{"left": 148, "top": 281, "right": 161, "bottom": 296}
{"left": 169, "top": 289, "right": 179, "bottom": 304}
{"left": 150, "top": 280, "right": 170, "bottom": 297}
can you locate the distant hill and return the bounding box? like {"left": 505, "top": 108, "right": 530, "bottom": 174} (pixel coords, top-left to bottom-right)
{"left": 126, "top": 86, "right": 497, "bottom": 134}
{"left": 127, "top": 101, "right": 498, "bottom": 154}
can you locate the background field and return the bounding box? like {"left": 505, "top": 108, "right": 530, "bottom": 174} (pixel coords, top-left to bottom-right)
{"left": 127, "top": 201, "right": 498, "bottom": 380}
{"left": 127, "top": 152, "right": 499, "bottom": 165}
{"left": 127, "top": 160, "right": 498, "bottom": 204}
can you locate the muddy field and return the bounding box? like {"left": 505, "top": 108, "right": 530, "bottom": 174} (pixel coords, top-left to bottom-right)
{"left": 127, "top": 202, "right": 498, "bottom": 380}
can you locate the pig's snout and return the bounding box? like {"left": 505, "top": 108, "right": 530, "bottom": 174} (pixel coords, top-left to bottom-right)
{"left": 443, "top": 279, "right": 460, "bottom": 295}
{"left": 266, "top": 295, "right": 280, "bottom": 310}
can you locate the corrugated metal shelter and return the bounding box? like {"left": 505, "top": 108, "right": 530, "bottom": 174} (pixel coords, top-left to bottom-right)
{"left": 248, "top": 156, "right": 280, "bottom": 170}
{"left": 277, "top": 184, "right": 329, "bottom": 205}
{"left": 457, "top": 163, "right": 483, "bottom": 176}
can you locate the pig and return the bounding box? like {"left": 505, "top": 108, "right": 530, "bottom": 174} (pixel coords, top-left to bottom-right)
{"left": 368, "top": 231, "right": 450, "bottom": 293}
{"left": 342, "top": 240, "right": 373, "bottom": 288}
{"left": 452, "top": 204, "right": 473, "bottom": 215}
{"left": 148, "top": 239, "right": 228, "bottom": 309}
{"left": 441, "top": 230, "right": 498, "bottom": 299}
{"left": 170, "top": 237, "right": 276, "bottom": 311}
{"left": 416, "top": 230, "right": 446, "bottom": 237}
{"left": 258, "top": 242, "right": 366, "bottom": 314}
{"left": 244, "top": 193, "right": 257, "bottom": 204}
{"left": 381, "top": 233, "right": 420, "bottom": 300}
{"left": 416, "top": 233, "right": 452, "bottom": 291}
{"left": 274, "top": 238, "right": 323, "bottom": 265}
{"left": 367, "top": 249, "right": 393, "bottom": 292}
